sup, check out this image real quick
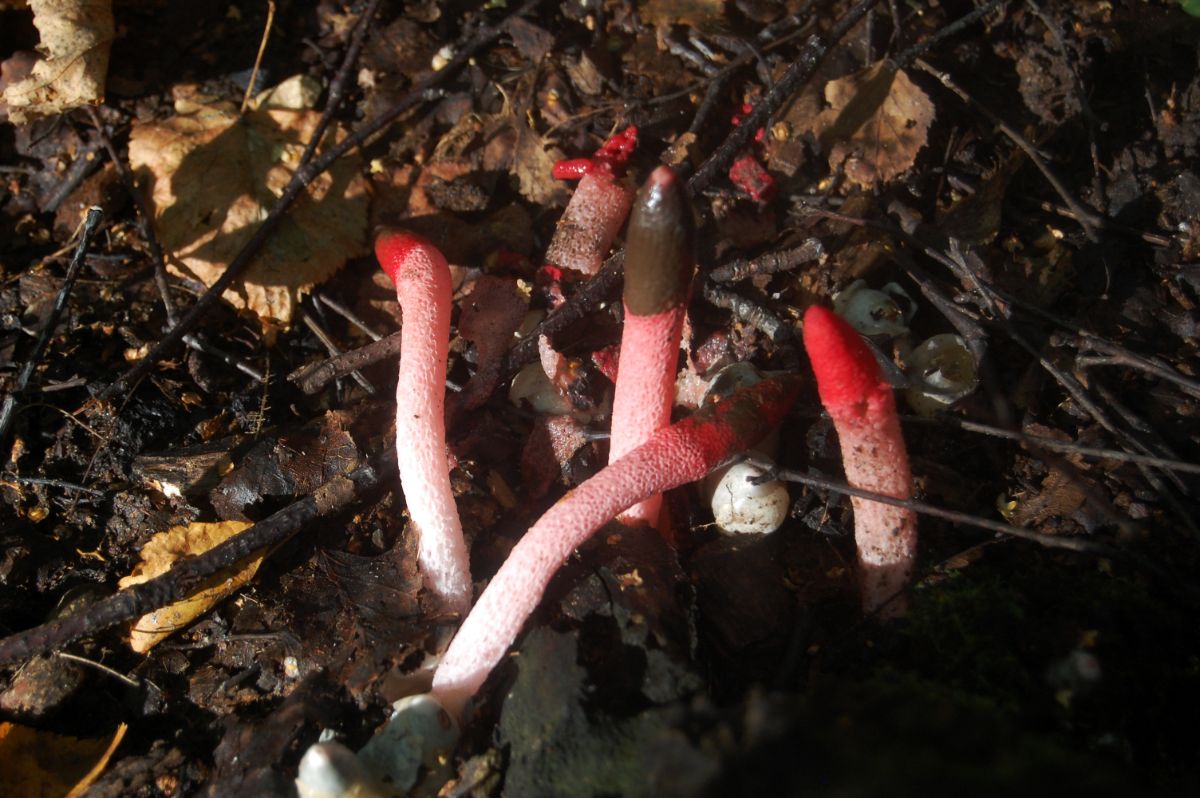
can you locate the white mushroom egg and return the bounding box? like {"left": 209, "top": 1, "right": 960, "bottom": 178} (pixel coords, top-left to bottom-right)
{"left": 704, "top": 460, "right": 790, "bottom": 535}
{"left": 833, "top": 280, "right": 914, "bottom": 337}
{"left": 295, "top": 741, "right": 384, "bottom": 798}
{"left": 904, "top": 333, "right": 979, "bottom": 415}
{"left": 509, "top": 362, "right": 574, "bottom": 415}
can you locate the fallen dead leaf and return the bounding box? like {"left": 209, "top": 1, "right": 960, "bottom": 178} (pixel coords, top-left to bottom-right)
{"left": 640, "top": 0, "right": 726, "bottom": 30}
{"left": 118, "top": 519, "right": 258, "bottom": 653}
{"left": 458, "top": 275, "right": 529, "bottom": 409}
{"left": 1, "top": 0, "right": 114, "bottom": 124}
{"left": 814, "top": 61, "right": 934, "bottom": 189}
{"left": 129, "top": 77, "right": 368, "bottom": 324}
{"left": 0, "top": 721, "right": 127, "bottom": 798}
{"left": 937, "top": 153, "right": 1022, "bottom": 245}
{"left": 512, "top": 116, "right": 567, "bottom": 206}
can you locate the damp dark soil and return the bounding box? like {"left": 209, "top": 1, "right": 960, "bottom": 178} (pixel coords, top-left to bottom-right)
{"left": 1, "top": 1, "right": 1198, "bottom": 796}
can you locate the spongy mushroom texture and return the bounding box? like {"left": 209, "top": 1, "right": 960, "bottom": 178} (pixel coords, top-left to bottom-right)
{"left": 607, "top": 316, "right": 683, "bottom": 449}
{"left": 376, "top": 231, "right": 472, "bottom": 615}
{"left": 543, "top": 170, "right": 633, "bottom": 276}
{"left": 431, "top": 376, "right": 800, "bottom": 717}
{"left": 802, "top": 305, "right": 917, "bottom": 617}
{"left": 608, "top": 165, "right": 695, "bottom": 525}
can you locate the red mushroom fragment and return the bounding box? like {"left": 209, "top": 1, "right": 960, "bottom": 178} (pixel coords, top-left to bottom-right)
{"left": 544, "top": 126, "right": 638, "bottom": 276}
{"left": 802, "top": 305, "right": 918, "bottom": 618}
{"left": 430, "top": 374, "right": 801, "bottom": 717}
{"left": 608, "top": 165, "right": 696, "bottom": 525}
{"left": 376, "top": 229, "right": 472, "bottom": 615}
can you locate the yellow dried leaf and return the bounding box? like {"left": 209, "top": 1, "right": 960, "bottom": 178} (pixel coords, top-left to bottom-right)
{"left": 118, "top": 520, "right": 257, "bottom": 653}
{"left": 815, "top": 61, "right": 934, "bottom": 189}
{"left": 0, "top": 721, "right": 127, "bottom": 798}
{"left": 2, "top": 0, "right": 114, "bottom": 124}
{"left": 128, "top": 82, "right": 368, "bottom": 324}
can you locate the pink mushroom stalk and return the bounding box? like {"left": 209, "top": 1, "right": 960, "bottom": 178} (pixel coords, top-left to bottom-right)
{"left": 544, "top": 126, "right": 638, "bottom": 276}
{"left": 608, "top": 165, "right": 696, "bottom": 525}
{"left": 431, "top": 374, "right": 801, "bottom": 717}
{"left": 376, "top": 229, "right": 472, "bottom": 615}
{"left": 801, "top": 305, "right": 918, "bottom": 618}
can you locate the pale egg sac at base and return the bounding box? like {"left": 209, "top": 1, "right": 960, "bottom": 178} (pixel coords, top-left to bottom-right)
{"left": 700, "top": 362, "right": 790, "bottom": 536}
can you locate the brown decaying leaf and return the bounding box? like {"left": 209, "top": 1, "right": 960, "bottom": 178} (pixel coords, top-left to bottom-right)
{"left": 1, "top": 0, "right": 114, "bottom": 124}
{"left": 118, "top": 520, "right": 258, "bottom": 653}
{"left": 128, "top": 81, "right": 368, "bottom": 324}
{"left": 815, "top": 61, "right": 934, "bottom": 189}
{"left": 513, "top": 116, "right": 567, "bottom": 206}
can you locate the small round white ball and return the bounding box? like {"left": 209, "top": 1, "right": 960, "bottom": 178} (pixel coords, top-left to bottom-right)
{"left": 707, "top": 461, "right": 790, "bottom": 535}
{"left": 295, "top": 741, "right": 383, "bottom": 798}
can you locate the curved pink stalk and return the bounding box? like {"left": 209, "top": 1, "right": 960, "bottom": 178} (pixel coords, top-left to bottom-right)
{"left": 802, "top": 305, "right": 917, "bottom": 618}
{"left": 376, "top": 229, "right": 471, "bottom": 615}
{"left": 609, "top": 165, "right": 695, "bottom": 525}
{"left": 544, "top": 127, "right": 638, "bottom": 276}
{"left": 431, "top": 375, "right": 801, "bottom": 717}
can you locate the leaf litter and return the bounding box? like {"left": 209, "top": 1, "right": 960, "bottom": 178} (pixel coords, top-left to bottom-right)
{"left": 129, "top": 76, "right": 368, "bottom": 324}
{"left": 0, "top": 1, "right": 1199, "bottom": 796}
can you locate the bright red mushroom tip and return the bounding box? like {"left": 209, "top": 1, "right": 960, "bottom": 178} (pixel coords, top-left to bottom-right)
{"left": 802, "top": 304, "right": 889, "bottom": 414}
{"left": 550, "top": 127, "right": 639, "bottom": 181}
{"left": 592, "top": 125, "right": 638, "bottom": 175}
{"left": 375, "top": 229, "right": 472, "bottom": 614}
{"left": 551, "top": 158, "right": 595, "bottom": 181}
{"left": 375, "top": 228, "right": 437, "bottom": 285}
{"left": 801, "top": 304, "right": 917, "bottom": 618}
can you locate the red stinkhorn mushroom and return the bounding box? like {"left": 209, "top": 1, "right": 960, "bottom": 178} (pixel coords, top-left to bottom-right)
{"left": 802, "top": 305, "right": 918, "bottom": 618}
{"left": 431, "top": 374, "right": 801, "bottom": 717}
{"left": 376, "top": 229, "right": 471, "bottom": 615}
{"left": 544, "top": 126, "right": 638, "bottom": 276}
{"left": 608, "top": 165, "right": 696, "bottom": 525}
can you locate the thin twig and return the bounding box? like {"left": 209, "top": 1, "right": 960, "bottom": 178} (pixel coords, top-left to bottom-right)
{"left": 57, "top": 652, "right": 142, "bottom": 688}
{"left": 0, "top": 448, "right": 390, "bottom": 667}
{"left": 101, "top": 0, "right": 543, "bottom": 402}
{"left": 501, "top": 250, "right": 625, "bottom": 382}
{"left": 87, "top": 107, "right": 265, "bottom": 382}
{"left": 702, "top": 282, "right": 792, "bottom": 342}
{"left": 316, "top": 292, "right": 384, "bottom": 341}
{"left": 1, "top": 475, "right": 106, "bottom": 496}
{"left": 743, "top": 454, "right": 1114, "bottom": 554}
{"left": 299, "top": 306, "right": 376, "bottom": 395}
{"left": 890, "top": 0, "right": 1008, "bottom": 69}
{"left": 0, "top": 208, "right": 104, "bottom": 448}
{"left": 296, "top": 0, "right": 383, "bottom": 170}
{"left": 40, "top": 143, "right": 103, "bottom": 214}
{"left": 1023, "top": 0, "right": 1105, "bottom": 211}
{"left": 289, "top": 331, "right": 400, "bottom": 395}
{"left": 915, "top": 57, "right": 1104, "bottom": 242}
{"left": 917, "top": 415, "right": 1200, "bottom": 477}
{"left": 240, "top": 0, "right": 277, "bottom": 114}
{"left": 1006, "top": 330, "right": 1197, "bottom": 533}
{"left": 687, "top": 0, "right": 884, "bottom": 195}
{"left": 707, "top": 239, "right": 824, "bottom": 283}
